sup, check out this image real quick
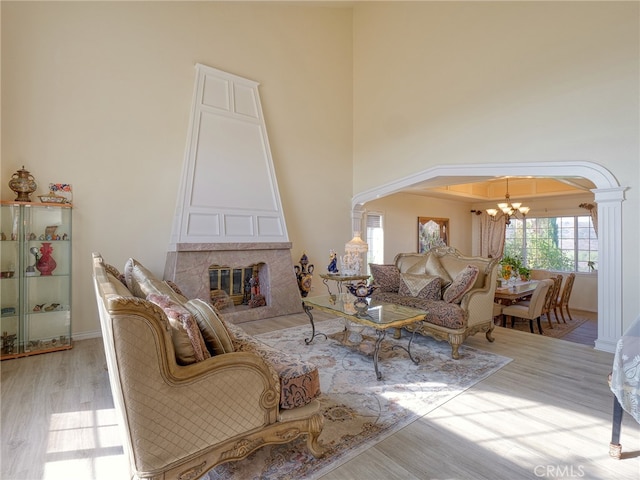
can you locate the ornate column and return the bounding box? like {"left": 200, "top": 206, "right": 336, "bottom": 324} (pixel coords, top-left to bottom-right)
{"left": 350, "top": 204, "right": 366, "bottom": 237}
{"left": 594, "top": 187, "right": 627, "bottom": 352}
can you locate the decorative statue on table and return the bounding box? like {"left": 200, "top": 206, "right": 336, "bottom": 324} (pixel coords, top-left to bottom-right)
{"left": 327, "top": 249, "right": 339, "bottom": 274}
{"left": 294, "top": 252, "right": 314, "bottom": 297}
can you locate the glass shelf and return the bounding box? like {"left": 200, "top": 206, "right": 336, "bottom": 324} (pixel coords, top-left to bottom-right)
{"left": 1, "top": 201, "right": 72, "bottom": 359}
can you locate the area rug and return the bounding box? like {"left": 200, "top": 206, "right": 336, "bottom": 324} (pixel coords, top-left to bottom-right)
{"left": 497, "top": 313, "right": 588, "bottom": 338}
{"left": 205, "top": 318, "right": 512, "bottom": 480}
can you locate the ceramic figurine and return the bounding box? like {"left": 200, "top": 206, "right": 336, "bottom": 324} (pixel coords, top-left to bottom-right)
{"left": 2, "top": 331, "right": 17, "bottom": 355}
{"left": 327, "top": 249, "right": 339, "bottom": 273}
{"left": 249, "top": 272, "right": 260, "bottom": 299}
{"left": 346, "top": 281, "right": 376, "bottom": 299}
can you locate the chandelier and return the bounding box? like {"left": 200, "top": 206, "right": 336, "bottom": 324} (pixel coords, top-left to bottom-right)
{"left": 486, "top": 178, "right": 530, "bottom": 225}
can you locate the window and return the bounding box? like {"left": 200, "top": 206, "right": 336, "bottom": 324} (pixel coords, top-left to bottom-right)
{"left": 504, "top": 215, "right": 597, "bottom": 273}
{"left": 365, "top": 212, "right": 384, "bottom": 275}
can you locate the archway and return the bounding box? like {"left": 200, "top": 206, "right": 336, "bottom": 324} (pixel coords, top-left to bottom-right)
{"left": 352, "top": 161, "right": 626, "bottom": 353}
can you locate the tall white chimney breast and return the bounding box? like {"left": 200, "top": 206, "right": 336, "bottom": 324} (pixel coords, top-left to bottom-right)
{"left": 165, "top": 65, "right": 301, "bottom": 323}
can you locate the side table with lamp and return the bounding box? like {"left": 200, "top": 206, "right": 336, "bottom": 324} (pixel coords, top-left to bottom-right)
{"left": 319, "top": 273, "right": 370, "bottom": 295}
{"left": 321, "top": 231, "right": 371, "bottom": 295}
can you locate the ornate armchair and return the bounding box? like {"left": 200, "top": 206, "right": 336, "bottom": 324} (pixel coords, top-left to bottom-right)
{"left": 92, "top": 253, "right": 323, "bottom": 480}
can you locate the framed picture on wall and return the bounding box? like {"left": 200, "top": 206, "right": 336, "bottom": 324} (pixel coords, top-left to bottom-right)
{"left": 418, "top": 217, "right": 449, "bottom": 253}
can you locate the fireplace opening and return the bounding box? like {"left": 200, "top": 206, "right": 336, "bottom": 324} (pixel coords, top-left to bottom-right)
{"left": 209, "top": 262, "right": 267, "bottom": 310}
{"left": 165, "top": 242, "right": 302, "bottom": 323}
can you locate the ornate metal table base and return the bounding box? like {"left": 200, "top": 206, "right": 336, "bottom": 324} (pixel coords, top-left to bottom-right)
{"left": 391, "top": 327, "right": 420, "bottom": 360}
{"left": 303, "top": 301, "right": 420, "bottom": 380}
{"left": 372, "top": 328, "right": 420, "bottom": 380}
{"left": 319, "top": 274, "right": 370, "bottom": 296}
{"left": 302, "top": 302, "right": 327, "bottom": 345}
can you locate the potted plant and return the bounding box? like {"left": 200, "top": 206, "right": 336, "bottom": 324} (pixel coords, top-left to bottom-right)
{"left": 500, "top": 255, "right": 529, "bottom": 282}
{"left": 518, "top": 266, "right": 531, "bottom": 281}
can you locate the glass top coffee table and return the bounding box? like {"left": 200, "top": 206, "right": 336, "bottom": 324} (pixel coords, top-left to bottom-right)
{"left": 302, "top": 294, "right": 428, "bottom": 380}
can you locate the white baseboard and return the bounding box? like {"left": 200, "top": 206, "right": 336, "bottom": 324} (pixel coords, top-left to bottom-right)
{"left": 72, "top": 330, "right": 102, "bottom": 342}
{"left": 594, "top": 338, "right": 616, "bottom": 353}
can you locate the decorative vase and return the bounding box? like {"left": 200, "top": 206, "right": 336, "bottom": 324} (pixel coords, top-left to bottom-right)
{"left": 8, "top": 166, "right": 37, "bottom": 202}
{"left": 294, "top": 253, "right": 314, "bottom": 298}
{"left": 36, "top": 243, "right": 56, "bottom": 276}
{"left": 346, "top": 281, "right": 377, "bottom": 299}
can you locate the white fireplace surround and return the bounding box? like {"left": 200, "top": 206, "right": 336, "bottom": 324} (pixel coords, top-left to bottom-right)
{"left": 168, "top": 64, "right": 288, "bottom": 247}
{"left": 165, "top": 65, "right": 301, "bottom": 322}
{"left": 165, "top": 242, "right": 302, "bottom": 324}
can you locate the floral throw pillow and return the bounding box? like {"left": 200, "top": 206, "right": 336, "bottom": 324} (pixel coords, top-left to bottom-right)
{"left": 369, "top": 264, "right": 400, "bottom": 293}
{"left": 443, "top": 264, "right": 480, "bottom": 304}
{"left": 398, "top": 274, "right": 441, "bottom": 300}
{"left": 147, "top": 293, "right": 211, "bottom": 364}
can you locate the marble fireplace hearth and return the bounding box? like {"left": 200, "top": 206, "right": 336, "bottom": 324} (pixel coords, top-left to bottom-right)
{"left": 164, "top": 242, "right": 303, "bottom": 324}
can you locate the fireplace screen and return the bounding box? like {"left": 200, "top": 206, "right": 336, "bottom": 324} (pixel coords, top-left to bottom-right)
{"left": 209, "top": 264, "right": 263, "bottom": 306}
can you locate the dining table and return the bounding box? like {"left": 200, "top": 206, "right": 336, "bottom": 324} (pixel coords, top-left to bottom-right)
{"left": 494, "top": 280, "right": 539, "bottom": 305}
{"left": 493, "top": 280, "right": 539, "bottom": 327}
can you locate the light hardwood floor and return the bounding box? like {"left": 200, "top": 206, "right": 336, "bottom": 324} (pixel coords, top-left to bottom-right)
{"left": 1, "top": 310, "right": 638, "bottom": 480}
{"left": 558, "top": 310, "right": 599, "bottom": 346}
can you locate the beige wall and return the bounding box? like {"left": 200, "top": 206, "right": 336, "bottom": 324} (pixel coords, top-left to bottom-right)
{"left": 2, "top": 2, "right": 638, "bottom": 337}
{"left": 352, "top": 2, "right": 639, "bottom": 328}
{"left": 364, "top": 192, "right": 473, "bottom": 262}
{"left": 353, "top": 2, "right": 638, "bottom": 190}
{"left": 531, "top": 270, "right": 597, "bottom": 314}
{"left": 1, "top": 2, "right": 353, "bottom": 337}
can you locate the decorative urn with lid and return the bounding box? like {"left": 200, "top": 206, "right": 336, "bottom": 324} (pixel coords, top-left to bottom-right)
{"left": 8, "top": 166, "right": 37, "bottom": 202}
{"left": 346, "top": 281, "right": 376, "bottom": 299}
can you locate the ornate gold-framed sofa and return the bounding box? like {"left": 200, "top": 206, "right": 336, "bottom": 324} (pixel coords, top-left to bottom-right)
{"left": 370, "top": 247, "right": 500, "bottom": 359}
{"left": 92, "top": 253, "right": 324, "bottom": 480}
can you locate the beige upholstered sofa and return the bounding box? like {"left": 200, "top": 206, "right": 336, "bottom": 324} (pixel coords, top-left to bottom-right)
{"left": 370, "top": 247, "right": 500, "bottom": 359}
{"left": 92, "top": 253, "right": 324, "bottom": 480}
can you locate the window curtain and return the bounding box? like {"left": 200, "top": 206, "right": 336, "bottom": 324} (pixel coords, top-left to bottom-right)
{"left": 480, "top": 213, "right": 506, "bottom": 259}
{"left": 579, "top": 203, "right": 598, "bottom": 236}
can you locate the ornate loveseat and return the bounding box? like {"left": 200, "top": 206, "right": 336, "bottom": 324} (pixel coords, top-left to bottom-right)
{"left": 92, "top": 253, "right": 324, "bottom": 480}
{"left": 370, "top": 247, "right": 500, "bottom": 359}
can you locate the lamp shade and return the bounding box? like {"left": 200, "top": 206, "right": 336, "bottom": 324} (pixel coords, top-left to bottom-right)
{"left": 345, "top": 233, "right": 368, "bottom": 253}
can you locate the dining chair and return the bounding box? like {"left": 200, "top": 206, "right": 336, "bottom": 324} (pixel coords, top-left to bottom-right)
{"left": 502, "top": 279, "right": 554, "bottom": 334}
{"left": 539, "top": 275, "right": 563, "bottom": 328}
{"left": 558, "top": 272, "right": 576, "bottom": 322}
{"left": 493, "top": 302, "right": 504, "bottom": 326}
{"left": 539, "top": 280, "right": 557, "bottom": 329}
{"left": 513, "top": 278, "right": 556, "bottom": 329}
{"left": 548, "top": 274, "right": 564, "bottom": 324}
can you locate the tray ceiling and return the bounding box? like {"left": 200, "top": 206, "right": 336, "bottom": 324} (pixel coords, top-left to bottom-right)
{"left": 401, "top": 176, "right": 596, "bottom": 202}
